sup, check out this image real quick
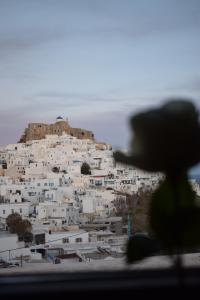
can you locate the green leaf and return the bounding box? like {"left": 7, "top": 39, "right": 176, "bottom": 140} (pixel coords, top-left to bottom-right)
{"left": 150, "top": 176, "right": 200, "bottom": 252}
{"left": 126, "top": 234, "right": 160, "bottom": 263}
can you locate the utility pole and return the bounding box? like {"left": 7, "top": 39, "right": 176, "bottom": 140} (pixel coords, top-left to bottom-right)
{"left": 127, "top": 214, "right": 133, "bottom": 238}
{"left": 20, "top": 255, "right": 23, "bottom": 267}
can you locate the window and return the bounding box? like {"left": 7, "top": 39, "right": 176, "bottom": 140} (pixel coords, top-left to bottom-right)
{"left": 3, "top": 210, "right": 5, "bottom": 214}
{"left": 62, "top": 238, "right": 69, "bottom": 243}
{"left": 75, "top": 238, "right": 82, "bottom": 243}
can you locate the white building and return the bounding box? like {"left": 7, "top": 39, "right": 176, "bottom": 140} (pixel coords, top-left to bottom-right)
{"left": 45, "top": 230, "right": 89, "bottom": 245}
{"left": 36, "top": 200, "right": 79, "bottom": 225}
{"left": 0, "top": 123, "right": 170, "bottom": 243}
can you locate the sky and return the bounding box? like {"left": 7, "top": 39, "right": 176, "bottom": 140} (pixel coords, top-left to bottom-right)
{"left": 0, "top": 0, "right": 200, "bottom": 156}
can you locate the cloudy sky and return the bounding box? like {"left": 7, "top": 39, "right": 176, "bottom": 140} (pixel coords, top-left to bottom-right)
{"left": 0, "top": 0, "right": 200, "bottom": 152}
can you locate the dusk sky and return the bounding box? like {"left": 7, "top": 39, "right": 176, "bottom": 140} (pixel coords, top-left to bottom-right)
{"left": 0, "top": 0, "right": 200, "bottom": 153}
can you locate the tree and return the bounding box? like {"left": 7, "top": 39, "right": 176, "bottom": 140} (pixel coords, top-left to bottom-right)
{"left": 15, "top": 219, "right": 32, "bottom": 236}
{"left": 6, "top": 214, "right": 32, "bottom": 242}
{"left": 6, "top": 213, "right": 22, "bottom": 233}
{"left": 81, "top": 162, "right": 91, "bottom": 175}
{"left": 21, "top": 231, "right": 33, "bottom": 244}
{"left": 131, "top": 189, "right": 152, "bottom": 233}
{"left": 113, "top": 189, "right": 152, "bottom": 233}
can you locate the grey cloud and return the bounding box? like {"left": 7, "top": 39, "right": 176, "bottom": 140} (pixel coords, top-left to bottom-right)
{"left": 0, "top": 0, "right": 199, "bottom": 61}
{"left": 29, "top": 91, "right": 127, "bottom": 107}
{"left": 26, "top": 91, "right": 174, "bottom": 120}
{"left": 164, "top": 78, "right": 200, "bottom": 108}
{"left": 0, "top": 29, "right": 65, "bottom": 59}
{"left": 0, "top": 105, "right": 129, "bottom": 148}
{"left": 33, "top": 90, "right": 159, "bottom": 104}
{"left": 64, "top": 0, "right": 200, "bottom": 40}
{"left": 178, "top": 78, "right": 200, "bottom": 93}
{"left": 0, "top": 93, "right": 199, "bottom": 148}
{"left": 0, "top": 108, "right": 30, "bottom": 146}
{"left": 167, "top": 78, "right": 200, "bottom": 92}
{"left": 0, "top": 101, "right": 71, "bottom": 146}
{"left": 72, "top": 110, "right": 130, "bottom": 149}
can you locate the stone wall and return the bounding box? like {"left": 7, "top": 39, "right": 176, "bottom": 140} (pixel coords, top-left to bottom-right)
{"left": 19, "top": 120, "right": 95, "bottom": 143}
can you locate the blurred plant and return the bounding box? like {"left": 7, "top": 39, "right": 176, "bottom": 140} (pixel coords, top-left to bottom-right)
{"left": 114, "top": 100, "right": 200, "bottom": 268}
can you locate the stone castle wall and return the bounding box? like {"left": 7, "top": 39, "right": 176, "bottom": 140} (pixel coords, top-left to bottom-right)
{"left": 19, "top": 120, "right": 95, "bottom": 143}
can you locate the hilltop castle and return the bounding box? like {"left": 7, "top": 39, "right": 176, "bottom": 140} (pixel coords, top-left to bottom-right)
{"left": 19, "top": 116, "right": 95, "bottom": 143}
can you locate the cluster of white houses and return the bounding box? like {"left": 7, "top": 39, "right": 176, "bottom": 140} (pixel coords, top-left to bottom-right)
{"left": 0, "top": 119, "right": 199, "bottom": 264}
